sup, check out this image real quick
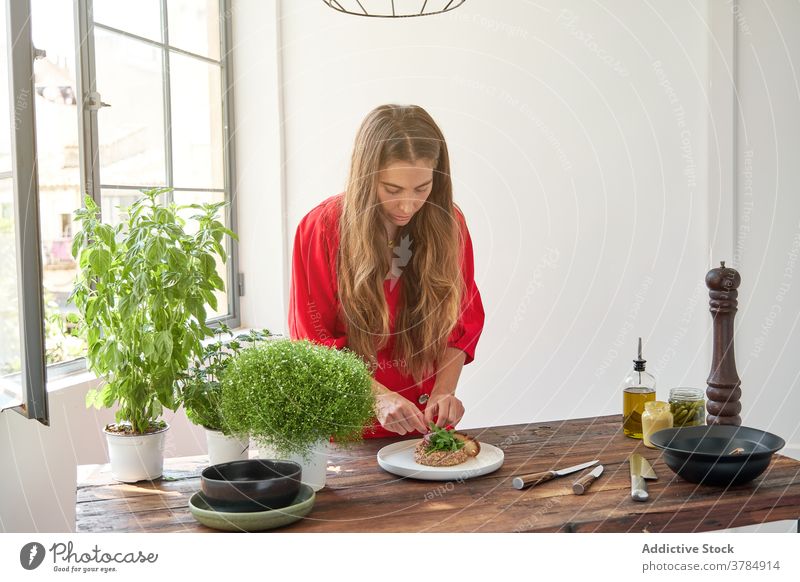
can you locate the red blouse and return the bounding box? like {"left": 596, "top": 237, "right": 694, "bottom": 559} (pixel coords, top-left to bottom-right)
{"left": 288, "top": 193, "right": 485, "bottom": 439}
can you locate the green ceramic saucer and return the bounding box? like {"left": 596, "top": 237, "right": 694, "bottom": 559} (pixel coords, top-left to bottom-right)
{"left": 189, "top": 483, "right": 315, "bottom": 532}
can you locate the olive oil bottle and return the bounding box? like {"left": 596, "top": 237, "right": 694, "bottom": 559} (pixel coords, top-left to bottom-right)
{"left": 622, "top": 337, "right": 656, "bottom": 438}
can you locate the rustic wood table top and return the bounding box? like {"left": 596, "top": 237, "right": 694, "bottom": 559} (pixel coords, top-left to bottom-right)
{"left": 76, "top": 414, "right": 800, "bottom": 533}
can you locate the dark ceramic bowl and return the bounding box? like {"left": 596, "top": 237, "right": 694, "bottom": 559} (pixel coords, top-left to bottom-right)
{"left": 650, "top": 425, "right": 785, "bottom": 486}
{"left": 200, "top": 459, "right": 302, "bottom": 510}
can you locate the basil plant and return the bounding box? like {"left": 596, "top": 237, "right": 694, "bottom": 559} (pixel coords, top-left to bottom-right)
{"left": 69, "top": 187, "right": 236, "bottom": 435}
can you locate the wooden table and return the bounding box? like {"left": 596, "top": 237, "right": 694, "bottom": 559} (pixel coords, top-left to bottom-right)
{"left": 76, "top": 415, "right": 800, "bottom": 532}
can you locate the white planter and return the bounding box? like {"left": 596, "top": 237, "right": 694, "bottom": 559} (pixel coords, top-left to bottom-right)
{"left": 104, "top": 423, "right": 169, "bottom": 483}
{"left": 258, "top": 438, "right": 330, "bottom": 491}
{"left": 205, "top": 429, "right": 249, "bottom": 465}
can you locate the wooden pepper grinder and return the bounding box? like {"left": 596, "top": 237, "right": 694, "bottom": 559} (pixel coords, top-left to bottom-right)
{"left": 705, "top": 260, "right": 742, "bottom": 425}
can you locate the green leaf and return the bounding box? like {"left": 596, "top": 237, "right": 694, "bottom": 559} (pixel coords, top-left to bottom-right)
{"left": 71, "top": 230, "right": 85, "bottom": 259}
{"left": 208, "top": 272, "right": 225, "bottom": 291}
{"left": 201, "top": 289, "right": 218, "bottom": 312}
{"left": 96, "top": 223, "right": 116, "bottom": 250}
{"left": 85, "top": 388, "right": 99, "bottom": 409}
{"left": 187, "top": 296, "right": 208, "bottom": 325}
{"left": 118, "top": 293, "right": 135, "bottom": 321}
{"left": 154, "top": 331, "right": 173, "bottom": 360}
{"left": 89, "top": 247, "right": 112, "bottom": 274}
{"left": 100, "top": 383, "right": 117, "bottom": 408}
{"left": 86, "top": 297, "right": 99, "bottom": 323}
{"left": 200, "top": 254, "right": 216, "bottom": 277}
{"left": 142, "top": 333, "right": 155, "bottom": 357}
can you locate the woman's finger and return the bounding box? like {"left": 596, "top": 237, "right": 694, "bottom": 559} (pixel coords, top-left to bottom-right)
{"left": 451, "top": 400, "right": 465, "bottom": 425}
{"left": 435, "top": 399, "right": 452, "bottom": 427}
{"left": 408, "top": 406, "right": 428, "bottom": 434}
{"left": 388, "top": 422, "right": 407, "bottom": 435}
{"left": 423, "top": 400, "right": 439, "bottom": 428}
{"left": 390, "top": 413, "right": 413, "bottom": 435}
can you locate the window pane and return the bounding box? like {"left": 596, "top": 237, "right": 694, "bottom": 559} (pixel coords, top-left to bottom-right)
{"left": 173, "top": 190, "right": 229, "bottom": 319}
{"left": 31, "top": 0, "right": 86, "bottom": 368}
{"left": 170, "top": 53, "right": 224, "bottom": 189}
{"left": 167, "top": 0, "right": 220, "bottom": 60}
{"left": 92, "top": 0, "right": 162, "bottom": 42}
{"left": 94, "top": 28, "right": 166, "bottom": 187}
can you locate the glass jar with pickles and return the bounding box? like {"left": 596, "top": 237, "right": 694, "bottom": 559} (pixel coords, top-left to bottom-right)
{"left": 669, "top": 387, "right": 705, "bottom": 427}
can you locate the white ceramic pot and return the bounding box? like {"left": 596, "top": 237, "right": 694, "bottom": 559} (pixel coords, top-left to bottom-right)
{"left": 205, "top": 429, "right": 249, "bottom": 465}
{"left": 258, "top": 437, "right": 330, "bottom": 491}
{"left": 104, "top": 423, "right": 169, "bottom": 483}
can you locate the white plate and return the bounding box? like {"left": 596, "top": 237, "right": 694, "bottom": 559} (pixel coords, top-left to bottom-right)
{"left": 377, "top": 439, "right": 504, "bottom": 481}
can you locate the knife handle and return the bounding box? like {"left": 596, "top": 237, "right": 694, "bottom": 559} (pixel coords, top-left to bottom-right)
{"left": 572, "top": 471, "right": 600, "bottom": 495}
{"left": 512, "top": 470, "right": 557, "bottom": 490}
{"left": 631, "top": 474, "right": 649, "bottom": 501}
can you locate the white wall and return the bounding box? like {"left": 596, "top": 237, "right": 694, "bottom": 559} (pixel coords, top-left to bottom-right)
{"left": 0, "top": 392, "right": 76, "bottom": 533}
{"left": 232, "top": 0, "right": 287, "bottom": 333}
{"left": 732, "top": 0, "right": 800, "bottom": 458}
{"left": 275, "top": 0, "right": 714, "bottom": 427}
{"left": 267, "top": 0, "right": 798, "bottom": 450}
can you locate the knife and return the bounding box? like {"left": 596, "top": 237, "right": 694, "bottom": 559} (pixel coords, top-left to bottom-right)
{"left": 629, "top": 454, "right": 657, "bottom": 501}
{"left": 512, "top": 459, "right": 599, "bottom": 490}
{"left": 572, "top": 464, "right": 604, "bottom": 495}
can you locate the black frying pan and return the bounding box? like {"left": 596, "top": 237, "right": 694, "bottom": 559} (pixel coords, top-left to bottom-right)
{"left": 649, "top": 425, "right": 785, "bottom": 486}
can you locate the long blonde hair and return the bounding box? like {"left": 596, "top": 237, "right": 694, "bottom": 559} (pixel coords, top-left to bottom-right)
{"left": 337, "top": 104, "right": 464, "bottom": 385}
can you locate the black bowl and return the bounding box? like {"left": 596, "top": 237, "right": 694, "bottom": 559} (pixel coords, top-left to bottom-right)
{"left": 200, "top": 459, "right": 302, "bottom": 510}
{"left": 649, "top": 425, "right": 785, "bottom": 486}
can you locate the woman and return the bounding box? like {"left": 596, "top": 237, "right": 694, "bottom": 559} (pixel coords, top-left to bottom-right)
{"left": 288, "top": 104, "right": 485, "bottom": 439}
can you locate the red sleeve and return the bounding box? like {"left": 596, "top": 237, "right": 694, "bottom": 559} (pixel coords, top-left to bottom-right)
{"left": 446, "top": 208, "right": 485, "bottom": 365}
{"left": 288, "top": 207, "right": 348, "bottom": 350}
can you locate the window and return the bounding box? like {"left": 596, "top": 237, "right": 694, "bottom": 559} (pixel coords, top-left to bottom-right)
{"left": 44, "top": 0, "right": 239, "bottom": 379}
{"left": 1, "top": 0, "right": 239, "bottom": 417}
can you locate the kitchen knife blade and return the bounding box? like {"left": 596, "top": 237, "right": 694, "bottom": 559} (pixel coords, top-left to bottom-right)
{"left": 512, "top": 459, "right": 599, "bottom": 490}
{"left": 572, "top": 464, "right": 604, "bottom": 495}
{"left": 629, "top": 454, "right": 657, "bottom": 501}
{"left": 553, "top": 459, "right": 600, "bottom": 476}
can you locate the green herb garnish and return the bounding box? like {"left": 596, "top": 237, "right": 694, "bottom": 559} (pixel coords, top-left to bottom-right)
{"left": 423, "top": 422, "right": 465, "bottom": 454}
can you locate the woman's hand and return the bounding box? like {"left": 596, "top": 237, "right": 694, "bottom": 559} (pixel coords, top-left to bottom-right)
{"left": 423, "top": 392, "right": 465, "bottom": 428}
{"left": 423, "top": 347, "right": 467, "bottom": 428}
{"left": 374, "top": 386, "right": 428, "bottom": 435}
